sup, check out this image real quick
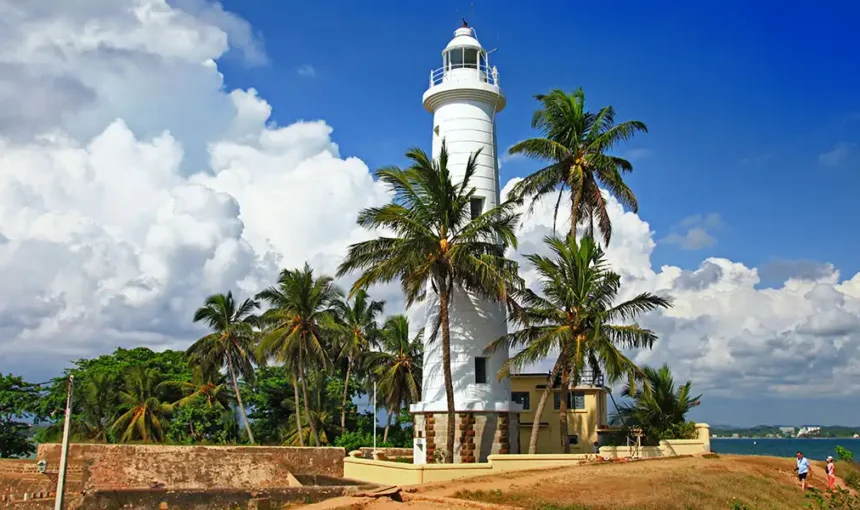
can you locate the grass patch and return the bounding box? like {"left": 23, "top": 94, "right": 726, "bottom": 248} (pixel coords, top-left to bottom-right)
{"left": 453, "top": 489, "right": 591, "bottom": 509}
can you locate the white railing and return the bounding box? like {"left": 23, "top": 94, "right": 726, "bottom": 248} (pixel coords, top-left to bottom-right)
{"left": 429, "top": 64, "right": 499, "bottom": 88}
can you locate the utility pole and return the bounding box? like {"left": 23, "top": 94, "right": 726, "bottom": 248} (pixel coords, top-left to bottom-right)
{"left": 53, "top": 375, "right": 74, "bottom": 510}
{"left": 372, "top": 381, "right": 377, "bottom": 454}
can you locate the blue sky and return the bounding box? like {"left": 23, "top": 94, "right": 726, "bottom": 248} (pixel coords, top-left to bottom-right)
{"left": 213, "top": 1, "right": 860, "bottom": 425}
{"left": 221, "top": 0, "right": 860, "bottom": 280}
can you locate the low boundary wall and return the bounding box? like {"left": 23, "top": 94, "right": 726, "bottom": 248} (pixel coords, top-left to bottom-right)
{"left": 344, "top": 453, "right": 593, "bottom": 485}
{"left": 345, "top": 424, "right": 712, "bottom": 486}
{"left": 36, "top": 444, "right": 345, "bottom": 491}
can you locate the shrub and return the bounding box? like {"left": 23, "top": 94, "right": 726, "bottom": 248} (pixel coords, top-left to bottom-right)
{"left": 805, "top": 487, "right": 860, "bottom": 510}
{"left": 836, "top": 445, "right": 855, "bottom": 463}
{"left": 333, "top": 430, "right": 392, "bottom": 453}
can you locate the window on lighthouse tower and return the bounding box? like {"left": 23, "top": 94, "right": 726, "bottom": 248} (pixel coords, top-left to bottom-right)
{"left": 470, "top": 197, "right": 484, "bottom": 220}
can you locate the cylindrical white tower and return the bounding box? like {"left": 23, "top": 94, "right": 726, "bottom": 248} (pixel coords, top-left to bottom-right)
{"left": 410, "top": 24, "right": 520, "bottom": 464}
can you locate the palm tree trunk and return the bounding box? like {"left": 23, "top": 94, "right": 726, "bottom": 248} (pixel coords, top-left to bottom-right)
{"left": 292, "top": 374, "right": 304, "bottom": 446}
{"left": 559, "top": 365, "right": 570, "bottom": 454}
{"left": 340, "top": 359, "right": 352, "bottom": 431}
{"left": 383, "top": 405, "right": 394, "bottom": 443}
{"left": 570, "top": 176, "right": 582, "bottom": 240}
{"left": 439, "top": 282, "right": 456, "bottom": 464}
{"left": 528, "top": 356, "right": 562, "bottom": 454}
{"left": 297, "top": 343, "right": 320, "bottom": 446}
{"left": 227, "top": 353, "right": 255, "bottom": 444}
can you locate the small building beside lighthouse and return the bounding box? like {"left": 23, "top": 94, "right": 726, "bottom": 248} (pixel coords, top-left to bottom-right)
{"left": 409, "top": 23, "right": 522, "bottom": 464}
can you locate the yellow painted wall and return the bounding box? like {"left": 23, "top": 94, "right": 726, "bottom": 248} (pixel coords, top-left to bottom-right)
{"left": 510, "top": 375, "right": 607, "bottom": 454}
{"left": 344, "top": 424, "right": 712, "bottom": 486}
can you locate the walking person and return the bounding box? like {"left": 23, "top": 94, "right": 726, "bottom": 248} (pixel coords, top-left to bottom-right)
{"left": 795, "top": 451, "right": 811, "bottom": 490}
{"left": 826, "top": 456, "right": 836, "bottom": 490}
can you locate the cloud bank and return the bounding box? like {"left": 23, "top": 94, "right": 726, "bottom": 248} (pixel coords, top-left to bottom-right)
{"left": 1, "top": 0, "right": 858, "bottom": 410}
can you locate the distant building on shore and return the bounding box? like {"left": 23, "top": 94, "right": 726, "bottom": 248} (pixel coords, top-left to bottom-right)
{"left": 797, "top": 426, "right": 821, "bottom": 437}
{"left": 779, "top": 426, "right": 796, "bottom": 436}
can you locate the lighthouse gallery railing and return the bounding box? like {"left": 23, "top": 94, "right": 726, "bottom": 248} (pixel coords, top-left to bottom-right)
{"left": 429, "top": 64, "right": 499, "bottom": 88}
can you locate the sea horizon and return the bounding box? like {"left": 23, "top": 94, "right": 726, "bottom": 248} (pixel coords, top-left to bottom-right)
{"left": 712, "top": 438, "right": 860, "bottom": 460}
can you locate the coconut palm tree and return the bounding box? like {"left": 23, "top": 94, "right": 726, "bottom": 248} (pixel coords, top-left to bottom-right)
{"left": 257, "top": 264, "right": 342, "bottom": 447}
{"left": 338, "top": 143, "right": 523, "bottom": 462}
{"left": 79, "top": 373, "right": 117, "bottom": 441}
{"left": 111, "top": 366, "right": 172, "bottom": 443}
{"left": 187, "top": 291, "right": 260, "bottom": 444}
{"left": 365, "top": 315, "right": 423, "bottom": 442}
{"left": 159, "top": 365, "right": 230, "bottom": 410}
{"left": 487, "top": 234, "right": 670, "bottom": 453}
{"left": 508, "top": 88, "right": 647, "bottom": 244}
{"left": 332, "top": 289, "right": 385, "bottom": 430}
{"left": 611, "top": 364, "right": 701, "bottom": 443}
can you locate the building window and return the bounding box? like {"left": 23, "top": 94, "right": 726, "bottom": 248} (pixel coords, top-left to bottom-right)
{"left": 553, "top": 391, "right": 586, "bottom": 410}
{"left": 512, "top": 391, "right": 530, "bottom": 410}
{"left": 568, "top": 434, "right": 579, "bottom": 445}
{"left": 475, "top": 357, "right": 488, "bottom": 384}
{"left": 470, "top": 197, "right": 484, "bottom": 220}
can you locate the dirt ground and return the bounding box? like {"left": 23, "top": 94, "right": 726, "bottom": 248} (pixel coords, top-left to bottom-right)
{"left": 298, "top": 455, "right": 848, "bottom": 510}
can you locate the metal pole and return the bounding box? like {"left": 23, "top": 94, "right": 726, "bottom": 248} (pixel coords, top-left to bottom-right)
{"left": 373, "top": 381, "right": 377, "bottom": 454}
{"left": 54, "top": 375, "right": 74, "bottom": 510}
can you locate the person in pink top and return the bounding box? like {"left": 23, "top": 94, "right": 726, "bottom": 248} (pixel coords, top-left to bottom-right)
{"left": 826, "top": 456, "right": 836, "bottom": 489}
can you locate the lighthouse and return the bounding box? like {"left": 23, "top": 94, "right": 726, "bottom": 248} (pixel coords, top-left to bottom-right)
{"left": 410, "top": 23, "right": 521, "bottom": 464}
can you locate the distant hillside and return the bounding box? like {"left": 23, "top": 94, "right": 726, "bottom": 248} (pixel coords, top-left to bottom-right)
{"left": 711, "top": 425, "right": 860, "bottom": 438}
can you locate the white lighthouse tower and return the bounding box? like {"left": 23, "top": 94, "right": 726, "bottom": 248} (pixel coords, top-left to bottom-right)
{"left": 410, "top": 22, "right": 521, "bottom": 464}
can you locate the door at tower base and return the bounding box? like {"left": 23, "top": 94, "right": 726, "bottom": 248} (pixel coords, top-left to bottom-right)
{"left": 412, "top": 411, "right": 520, "bottom": 463}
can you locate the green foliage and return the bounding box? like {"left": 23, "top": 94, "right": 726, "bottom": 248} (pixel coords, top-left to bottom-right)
{"left": 166, "top": 399, "right": 237, "bottom": 444}
{"left": 508, "top": 88, "right": 647, "bottom": 244}
{"left": 805, "top": 487, "right": 860, "bottom": 510}
{"left": 0, "top": 374, "right": 40, "bottom": 457}
{"left": 333, "top": 431, "right": 392, "bottom": 452}
{"left": 836, "top": 445, "right": 855, "bottom": 462}
{"left": 243, "top": 366, "right": 296, "bottom": 444}
{"left": 487, "top": 234, "right": 669, "bottom": 453}
{"left": 611, "top": 364, "right": 701, "bottom": 444}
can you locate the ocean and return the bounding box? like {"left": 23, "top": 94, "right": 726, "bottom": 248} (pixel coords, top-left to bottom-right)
{"left": 712, "top": 438, "right": 860, "bottom": 460}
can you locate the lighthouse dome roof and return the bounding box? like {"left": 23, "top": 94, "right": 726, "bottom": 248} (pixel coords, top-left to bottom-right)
{"left": 444, "top": 27, "right": 483, "bottom": 51}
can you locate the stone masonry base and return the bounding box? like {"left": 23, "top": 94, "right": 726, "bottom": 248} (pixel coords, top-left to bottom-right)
{"left": 412, "top": 411, "right": 519, "bottom": 463}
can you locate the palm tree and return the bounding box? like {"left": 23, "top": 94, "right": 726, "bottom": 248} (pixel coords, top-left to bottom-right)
{"left": 257, "top": 264, "right": 342, "bottom": 447}
{"left": 79, "top": 373, "right": 117, "bottom": 441}
{"left": 332, "top": 289, "right": 385, "bottom": 430}
{"left": 365, "top": 315, "right": 423, "bottom": 442}
{"left": 160, "top": 365, "right": 230, "bottom": 410}
{"left": 338, "top": 143, "right": 523, "bottom": 462}
{"left": 508, "top": 88, "right": 647, "bottom": 244}
{"left": 111, "top": 366, "right": 172, "bottom": 443}
{"left": 188, "top": 291, "right": 260, "bottom": 444}
{"left": 487, "top": 234, "right": 670, "bottom": 453}
{"left": 611, "top": 364, "right": 701, "bottom": 444}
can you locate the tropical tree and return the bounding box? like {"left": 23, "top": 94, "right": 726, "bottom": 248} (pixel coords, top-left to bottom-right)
{"left": 187, "top": 291, "right": 260, "bottom": 444}
{"left": 78, "top": 373, "right": 117, "bottom": 441}
{"left": 257, "top": 264, "right": 342, "bottom": 446}
{"left": 365, "top": 315, "right": 423, "bottom": 442}
{"left": 487, "top": 234, "right": 670, "bottom": 453}
{"left": 508, "top": 88, "right": 647, "bottom": 244}
{"left": 332, "top": 289, "right": 385, "bottom": 430}
{"left": 611, "top": 364, "right": 701, "bottom": 443}
{"left": 338, "top": 143, "right": 523, "bottom": 462}
{"left": 110, "top": 366, "right": 172, "bottom": 443}
{"left": 160, "top": 365, "right": 230, "bottom": 410}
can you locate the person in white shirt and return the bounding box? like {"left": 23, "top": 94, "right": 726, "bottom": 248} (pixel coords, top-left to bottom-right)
{"left": 795, "top": 451, "right": 811, "bottom": 490}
